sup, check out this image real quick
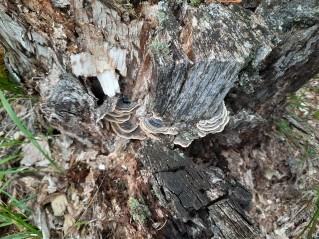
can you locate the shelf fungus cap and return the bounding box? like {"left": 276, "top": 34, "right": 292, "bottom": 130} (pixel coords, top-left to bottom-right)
{"left": 196, "top": 130, "right": 207, "bottom": 138}
{"left": 197, "top": 112, "right": 228, "bottom": 132}
{"left": 173, "top": 134, "right": 194, "bottom": 148}
{"left": 110, "top": 122, "right": 146, "bottom": 140}
{"left": 206, "top": 102, "right": 226, "bottom": 125}
{"left": 104, "top": 114, "right": 131, "bottom": 123}
{"left": 196, "top": 101, "right": 229, "bottom": 135}
{"left": 139, "top": 117, "right": 178, "bottom": 135}
{"left": 117, "top": 121, "right": 139, "bottom": 133}
{"left": 114, "top": 100, "right": 139, "bottom": 114}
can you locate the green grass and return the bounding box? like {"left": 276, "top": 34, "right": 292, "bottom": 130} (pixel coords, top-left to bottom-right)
{"left": 0, "top": 90, "right": 62, "bottom": 171}
{"left": 0, "top": 137, "right": 25, "bottom": 148}
{"left": 283, "top": 84, "right": 319, "bottom": 238}
{"left": 0, "top": 135, "right": 42, "bottom": 238}
{"left": 0, "top": 202, "right": 42, "bottom": 239}
{"left": 0, "top": 175, "right": 42, "bottom": 238}
{"left": 0, "top": 64, "right": 24, "bottom": 98}
{"left": 276, "top": 118, "right": 318, "bottom": 163}
{"left": 0, "top": 148, "right": 43, "bottom": 238}
{"left": 297, "top": 189, "right": 319, "bottom": 239}
{"left": 288, "top": 86, "right": 319, "bottom": 121}
{"left": 276, "top": 119, "right": 292, "bottom": 134}
{"left": 0, "top": 53, "right": 60, "bottom": 238}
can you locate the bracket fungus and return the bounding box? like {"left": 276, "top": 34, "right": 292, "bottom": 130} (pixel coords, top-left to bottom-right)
{"left": 139, "top": 117, "right": 178, "bottom": 135}
{"left": 102, "top": 95, "right": 229, "bottom": 147}
{"left": 114, "top": 100, "right": 139, "bottom": 114}
{"left": 104, "top": 114, "right": 131, "bottom": 123}
{"left": 117, "top": 121, "right": 139, "bottom": 133}
{"left": 172, "top": 101, "right": 230, "bottom": 147}
{"left": 173, "top": 135, "right": 194, "bottom": 148}
{"left": 196, "top": 101, "right": 229, "bottom": 136}
{"left": 110, "top": 122, "right": 146, "bottom": 140}
{"left": 103, "top": 97, "right": 145, "bottom": 139}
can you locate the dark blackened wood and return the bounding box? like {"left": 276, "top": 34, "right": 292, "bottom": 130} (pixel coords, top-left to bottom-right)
{"left": 209, "top": 199, "right": 256, "bottom": 239}
{"left": 141, "top": 142, "right": 258, "bottom": 238}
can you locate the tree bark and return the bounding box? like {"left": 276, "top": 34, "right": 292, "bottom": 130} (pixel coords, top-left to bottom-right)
{"left": 1, "top": 0, "right": 319, "bottom": 238}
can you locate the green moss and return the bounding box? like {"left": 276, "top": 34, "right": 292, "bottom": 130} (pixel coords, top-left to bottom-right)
{"left": 128, "top": 197, "right": 150, "bottom": 226}
{"left": 152, "top": 185, "right": 161, "bottom": 200}
{"left": 0, "top": 49, "right": 24, "bottom": 97}
{"left": 149, "top": 41, "right": 169, "bottom": 54}
{"left": 148, "top": 40, "right": 170, "bottom": 63}
{"left": 190, "top": 0, "right": 202, "bottom": 7}
{"left": 157, "top": 11, "right": 166, "bottom": 26}
{"left": 242, "top": 53, "right": 255, "bottom": 70}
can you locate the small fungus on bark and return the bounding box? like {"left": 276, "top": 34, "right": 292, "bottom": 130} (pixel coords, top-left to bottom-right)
{"left": 110, "top": 122, "right": 146, "bottom": 140}
{"left": 139, "top": 117, "right": 178, "bottom": 135}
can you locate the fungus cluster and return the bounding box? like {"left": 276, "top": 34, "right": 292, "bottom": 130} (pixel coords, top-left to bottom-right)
{"left": 105, "top": 98, "right": 229, "bottom": 148}
{"left": 139, "top": 117, "right": 178, "bottom": 136}
{"left": 173, "top": 101, "right": 229, "bottom": 148}
{"left": 196, "top": 101, "right": 229, "bottom": 137}
{"left": 105, "top": 98, "right": 179, "bottom": 140}
{"left": 105, "top": 100, "right": 146, "bottom": 140}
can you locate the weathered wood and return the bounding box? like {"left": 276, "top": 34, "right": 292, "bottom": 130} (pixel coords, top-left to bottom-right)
{"left": 0, "top": 0, "right": 319, "bottom": 238}
{"left": 0, "top": 0, "right": 318, "bottom": 147}
{"left": 141, "top": 142, "right": 258, "bottom": 238}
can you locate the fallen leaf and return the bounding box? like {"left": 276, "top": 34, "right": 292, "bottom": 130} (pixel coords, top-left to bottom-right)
{"left": 21, "top": 138, "right": 51, "bottom": 166}
{"left": 51, "top": 194, "right": 68, "bottom": 216}
{"left": 63, "top": 214, "right": 76, "bottom": 235}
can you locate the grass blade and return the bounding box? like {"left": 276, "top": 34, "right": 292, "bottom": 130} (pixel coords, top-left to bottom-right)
{"left": 0, "top": 90, "right": 62, "bottom": 171}
{"left": 0, "top": 154, "right": 21, "bottom": 165}
{"left": 0, "top": 221, "right": 14, "bottom": 227}
{"left": 0, "top": 190, "right": 32, "bottom": 213}
{"left": 0, "top": 168, "right": 40, "bottom": 175}
{"left": 0, "top": 233, "right": 33, "bottom": 239}
{"left": 0, "top": 137, "right": 25, "bottom": 147}
{"left": 0, "top": 204, "right": 42, "bottom": 237}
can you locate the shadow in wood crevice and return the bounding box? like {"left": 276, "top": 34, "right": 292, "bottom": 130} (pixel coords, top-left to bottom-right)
{"left": 85, "top": 76, "right": 105, "bottom": 106}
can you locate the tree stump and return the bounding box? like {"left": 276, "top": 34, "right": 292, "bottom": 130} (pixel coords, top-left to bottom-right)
{"left": 1, "top": 0, "right": 319, "bottom": 237}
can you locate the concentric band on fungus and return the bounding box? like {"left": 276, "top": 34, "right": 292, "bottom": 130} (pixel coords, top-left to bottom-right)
{"left": 110, "top": 122, "right": 146, "bottom": 140}
{"left": 117, "top": 121, "right": 139, "bottom": 133}
{"left": 139, "top": 117, "right": 178, "bottom": 135}
{"left": 104, "top": 98, "right": 230, "bottom": 147}
{"left": 104, "top": 114, "right": 131, "bottom": 123}
{"left": 173, "top": 136, "right": 193, "bottom": 148}
{"left": 114, "top": 100, "right": 139, "bottom": 114}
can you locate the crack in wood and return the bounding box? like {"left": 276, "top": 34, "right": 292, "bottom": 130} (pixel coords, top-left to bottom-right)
{"left": 140, "top": 141, "right": 259, "bottom": 238}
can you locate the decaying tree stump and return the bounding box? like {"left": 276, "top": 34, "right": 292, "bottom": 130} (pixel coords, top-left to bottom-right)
{"left": 141, "top": 141, "right": 257, "bottom": 238}
{"left": 1, "top": 0, "right": 319, "bottom": 238}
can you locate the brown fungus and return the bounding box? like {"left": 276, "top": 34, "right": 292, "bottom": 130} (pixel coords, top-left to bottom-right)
{"left": 106, "top": 111, "right": 128, "bottom": 117}
{"left": 104, "top": 114, "right": 131, "bottom": 123}
{"left": 139, "top": 117, "right": 178, "bottom": 135}
{"left": 173, "top": 135, "right": 193, "bottom": 148}
{"left": 114, "top": 99, "right": 139, "bottom": 114}
{"left": 196, "top": 130, "right": 207, "bottom": 138}
{"left": 196, "top": 101, "right": 229, "bottom": 134}
{"left": 205, "top": 102, "right": 226, "bottom": 125}
{"left": 196, "top": 113, "right": 228, "bottom": 132}
{"left": 117, "top": 121, "right": 139, "bottom": 133}
{"left": 110, "top": 122, "right": 146, "bottom": 140}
